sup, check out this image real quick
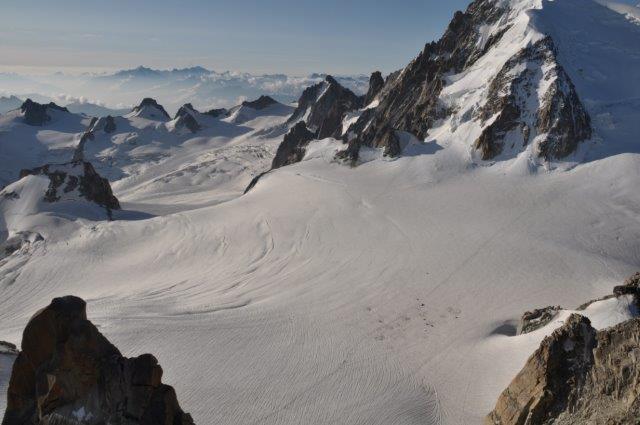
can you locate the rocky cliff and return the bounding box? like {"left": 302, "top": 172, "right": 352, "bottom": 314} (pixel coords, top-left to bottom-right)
{"left": 341, "top": 0, "right": 592, "bottom": 162}
{"left": 2, "top": 296, "right": 194, "bottom": 425}
{"left": 19, "top": 161, "right": 120, "bottom": 213}
{"left": 20, "top": 100, "right": 69, "bottom": 126}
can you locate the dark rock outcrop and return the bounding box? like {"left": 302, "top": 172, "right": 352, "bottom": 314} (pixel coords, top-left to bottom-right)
{"left": 174, "top": 104, "right": 201, "bottom": 133}
{"left": 203, "top": 108, "right": 227, "bottom": 118}
{"left": 272, "top": 121, "right": 316, "bottom": 169}
{"left": 89, "top": 115, "right": 117, "bottom": 134}
{"left": 474, "top": 37, "right": 591, "bottom": 160}
{"left": 20, "top": 99, "right": 69, "bottom": 126}
{"left": 486, "top": 314, "right": 640, "bottom": 424}
{"left": 287, "top": 75, "right": 362, "bottom": 140}
{"left": 242, "top": 95, "right": 278, "bottom": 110}
{"left": 363, "top": 71, "right": 384, "bottom": 106}
{"left": 2, "top": 296, "right": 194, "bottom": 425}
{"left": 0, "top": 340, "right": 18, "bottom": 355}
{"left": 131, "top": 98, "right": 171, "bottom": 120}
{"left": 517, "top": 305, "right": 561, "bottom": 335}
{"left": 19, "top": 161, "right": 120, "bottom": 213}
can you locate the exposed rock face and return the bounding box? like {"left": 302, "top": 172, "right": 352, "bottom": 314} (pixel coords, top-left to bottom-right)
{"left": 204, "top": 108, "right": 227, "bottom": 118}
{"left": 131, "top": 98, "right": 171, "bottom": 120}
{"left": 287, "top": 75, "right": 362, "bottom": 140}
{"left": 613, "top": 272, "right": 640, "bottom": 308}
{"left": 89, "top": 115, "right": 116, "bottom": 134}
{"left": 2, "top": 296, "right": 194, "bottom": 425}
{"left": 517, "top": 306, "right": 561, "bottom": 335}
{"left": 242, "top": 95, "right": 278, "bottom": 110}
{"left": 174, "top": 104, "right": 201, "bottom": 133}
{"left": 487, "top": 315, "right": 640, "bottom": 424}
{"left": 343, "top": 0, "right": 591, "bottom": 162}
{"left": 0, "top": 341, "right": 18, "bottom": 355}
{"left": 474, "top": 37, "right": 591, "bottom": 160}
{"left": 363, "top": 71, "right": 384, "bottom": 106}
{"left": 19, "top": 161, "right": 120, "bottom": 213}
{"left": 272, "top": 121, "right": 316, "bottom": 169}
{"left": 20, "top": 99, "right": 69, "bottom": 126}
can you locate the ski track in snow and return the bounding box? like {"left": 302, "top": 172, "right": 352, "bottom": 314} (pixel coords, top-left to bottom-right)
{"left": 1, "top": 1, "right": 640, "bottom": 423}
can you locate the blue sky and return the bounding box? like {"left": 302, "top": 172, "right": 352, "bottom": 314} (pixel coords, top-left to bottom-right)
{"left": 0, "top": 0, "right": 472, "bottom": 75}
{"left": 1, "top": 0, "right": 637, "bottom": 75}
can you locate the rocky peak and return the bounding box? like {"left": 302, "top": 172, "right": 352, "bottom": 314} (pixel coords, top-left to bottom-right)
{"left": 20, "top": 99, "right": 69, "bottom": 126}
{"left": 2, "top": 296, "right": 194, "bottom": 425}
{"left": 341, "top": 0, "right": 592, "bottom": 163}
{"left": 89, "top": 115, "right": 117, "bottom": 133}
{"left": 131, "top": 97, "right": 171, "bottom": 120}
{"left": 474, "top": 36, "right": 591, "bottom": 161}
{"left": 287, "top": 75, "right": 362, "bottom": 140}
{"left": 272, "top": 121, "right": 316, "bottom": 170}
{"left": 363, "top": 71, "right": 384, "bottom": 106}
{"left": 204, "top": 107, "right": 227, "bottom": 118}
{"left": 173, "top": 103, "right": 201, "bottom": 133}
{"left": 19, "top": 161, "right": 120, "bottom": 214}
{"left": 242, "top": 95, "right": 278, "bottom": 110}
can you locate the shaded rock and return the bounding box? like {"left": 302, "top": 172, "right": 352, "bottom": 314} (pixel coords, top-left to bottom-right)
{"left": 20, "top": 99, "right": 69, "bottom": 126}
{"left": 242, "top": 95, "right": 278, "bottom": 110}
{"left": 474, "top": 37, "right": 591, "bottom": 160}
{"left": 131, "top": 98, "right": 170, "bottom": 120}
{"left": 272, "top": 121, "right": 316, "bottom": 169}
{"left": 487, "top": 314, "right": 640, "bottom": 424}
{"left": 344, "top": 0, "right": 507, "bottom": 160}
{"left": 0, "top": 341, "right": 18, "bottom": 355}
{"left": 363, "top": 71, "right": 384, "bottom": 106}
{"left": 287, "top": 75, "right": 362, "bottom": 140}
{"left": 2, "top": 296, "right": 194, "bottom": 425}
{"left": 517, "top": 305, "right": 561, "bottom": 335}
{"left": 19, "top": 161, "right": 120, "bottom": 213}
{"left": 0, "top": 231, "right": 44, "bottom": 259}
{"left": 174, "top": 104, "right": 201, "bottom": 133}
{"left": 203, "top": 108, "right": 227, "bottom": 118}
{"left": 89, "top": 115, "right": 116, "bottom": 134}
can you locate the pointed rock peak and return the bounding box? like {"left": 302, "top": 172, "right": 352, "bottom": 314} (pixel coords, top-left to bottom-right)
{"left": 324, "top": 75, "right": 339, "bottom": 86}
{"left": 175, "top": 103, "right": 198, "bottom": 119}
{"left": 89, "top": 115, "right": 117, "bottom": 133}
{"left": 19, "top": 99, "right": 69, "bottom": 126}
{"left": 364, "top": 71, "right": 385, "bottom": 105}
{"left": 132, "top": 97, "right": 170, "bottom": 120}
{"left": 242, "top": 95, "right": 279, "bottom": 110}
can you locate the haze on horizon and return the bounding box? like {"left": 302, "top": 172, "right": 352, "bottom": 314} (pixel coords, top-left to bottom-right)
{"left": 0, "top": 0, "right": 478, "bottom": 76}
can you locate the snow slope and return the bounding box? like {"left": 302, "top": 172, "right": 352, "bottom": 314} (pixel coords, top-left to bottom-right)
{"left": 1, "top": 1, "right": 640, "bottom": 424}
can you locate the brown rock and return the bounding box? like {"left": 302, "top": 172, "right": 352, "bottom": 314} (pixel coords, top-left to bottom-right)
{"left": 486, "top": 314, "right": 640, "bottom": 424}
{"left": 2, "top": 296, "right": 194, "bottom": 425}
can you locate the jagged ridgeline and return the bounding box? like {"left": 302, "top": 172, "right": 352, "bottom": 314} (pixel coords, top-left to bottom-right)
{"left": 270, "top": 0, "right": 593, "bottom": 169}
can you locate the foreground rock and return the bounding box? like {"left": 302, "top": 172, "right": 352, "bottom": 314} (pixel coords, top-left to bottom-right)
{"left": 487, "top": 314, "right": 640, "bottom": 424}
{"left": 2, "top": 296, "right": 194, "bottom": 425}
{"left": 19, "top": 161, "right": 120, "bottom": 213}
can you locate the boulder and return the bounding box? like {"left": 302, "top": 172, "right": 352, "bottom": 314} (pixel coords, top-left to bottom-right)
{"left": 2, "top": 296, "right": 194, "bottom": 425}
{"left": 517, "top": 305, "right": 561, "bottom": 335}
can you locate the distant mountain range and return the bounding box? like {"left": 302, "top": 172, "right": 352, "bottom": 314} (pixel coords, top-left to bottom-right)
{"left": 0, "top": 67, "right": 370, "bottom": 115}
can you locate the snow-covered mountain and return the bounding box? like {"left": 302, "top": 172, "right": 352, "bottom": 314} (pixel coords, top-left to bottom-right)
{"left": 1, "top": 0, "right": 640, "bottom": 424}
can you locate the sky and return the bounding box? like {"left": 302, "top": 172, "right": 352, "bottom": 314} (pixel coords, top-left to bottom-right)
{"left": 0, "top": 0, "right": 473, "bottom": 75}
